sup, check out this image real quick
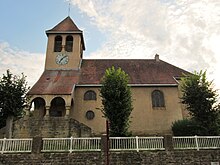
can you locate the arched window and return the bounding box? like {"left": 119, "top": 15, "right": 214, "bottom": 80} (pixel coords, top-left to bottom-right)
{"left": 54, "top": 36, "right": 62, "bottom": 52}
{"left": 84, "top": 90, "right": 97, "bottom": 100}
{"left": 50, "top": 97, "right": 66, "bottom": 117}
{"left": 30, "top": 97, "right": 46, "bottom": 117}
{"left": 151, "top": 90, "right": 165, "bottom": 107}
{"left": 65, "top": 35, "right": 73, "bottom": 52}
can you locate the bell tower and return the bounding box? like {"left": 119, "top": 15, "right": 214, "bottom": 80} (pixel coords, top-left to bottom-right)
{"left": 28, "top": 17, "right": 86, "bottom": 118}
{"left": 44, "top": 16, "right": 85, "bottom": 70}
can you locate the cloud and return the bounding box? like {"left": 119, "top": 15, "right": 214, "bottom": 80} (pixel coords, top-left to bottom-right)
{"left": 0, "top": 42, "right": 44, "bottom": 87}
{"left": 70, "top": 0, "right": 220, "bottom": 90}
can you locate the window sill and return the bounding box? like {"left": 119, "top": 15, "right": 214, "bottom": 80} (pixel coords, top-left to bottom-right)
{"left": 152, "top": 107, "right": 166, "bottom": 110}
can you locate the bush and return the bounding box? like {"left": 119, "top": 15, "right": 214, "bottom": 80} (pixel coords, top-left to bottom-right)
{"left": 172, "top": 119, "right": 207, "bottom": 136}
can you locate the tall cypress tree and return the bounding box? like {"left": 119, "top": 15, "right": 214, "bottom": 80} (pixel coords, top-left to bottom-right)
{"left": 100, "top": 67, "right": 133, "bottom": 136}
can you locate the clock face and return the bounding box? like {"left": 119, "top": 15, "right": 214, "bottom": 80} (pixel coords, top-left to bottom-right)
{"left": 56, "top": 53, "right": 69, "bottom": 65}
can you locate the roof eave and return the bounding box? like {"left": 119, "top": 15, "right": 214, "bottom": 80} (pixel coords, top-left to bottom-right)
{"left": 27, "top": 93, "right": 71, "bottom": 95}
{"left": 46, "top": 30, "right": 83, "bottom": 34}
{"left": 76, "top": 84, "right": 178, "bottom": 87}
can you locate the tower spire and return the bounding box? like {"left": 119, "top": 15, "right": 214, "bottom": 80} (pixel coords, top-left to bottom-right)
{"left": 68, "top": 2, "right": 71, "bottom": 16}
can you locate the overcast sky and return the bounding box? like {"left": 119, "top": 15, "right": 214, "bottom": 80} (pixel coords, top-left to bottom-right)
{"left": 0, "top": 0, "right": 220, "bottom": 93}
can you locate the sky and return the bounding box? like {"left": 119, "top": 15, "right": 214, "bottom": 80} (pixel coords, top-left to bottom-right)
{"left": 0, "top": 0, "right": 220, "bottom": 93}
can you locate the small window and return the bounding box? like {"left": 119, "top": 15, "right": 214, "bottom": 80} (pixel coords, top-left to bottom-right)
{"left": 65, "top": 35, "right": 73, "bottom": 52}
{"left": 86, "top": 110, "right": 95, "bottom": 120}
{"left": 54, "top": 36, "right": 62, "bottom": 52}
{"left": 84, "top": 90, "right": 97, "bottom": 100}
{"left": 151, "top": 90, "right": 165, "bottom": 107}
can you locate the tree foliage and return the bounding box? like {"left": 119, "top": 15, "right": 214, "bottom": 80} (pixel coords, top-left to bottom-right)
{"left": 174, "top": 70, "right": 220, "bottom": 135}
{"left": 0, "top": 70, "right": 29, "bottom": 128}
{"left": 100, "top": 66, "right": 133, "bottom": 136}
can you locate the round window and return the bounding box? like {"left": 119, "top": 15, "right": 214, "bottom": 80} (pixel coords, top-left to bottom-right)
{"left": 86, "top": 110, "right": 95, "bottom": 120}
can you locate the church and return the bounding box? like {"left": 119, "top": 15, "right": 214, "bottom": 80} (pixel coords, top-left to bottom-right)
{"left": 13, "top": 16, "right": 190, "bottom": 137}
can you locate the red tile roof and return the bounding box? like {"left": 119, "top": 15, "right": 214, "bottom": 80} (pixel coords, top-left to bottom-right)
{"left": 28, "top": 58, "right": 190, "bottom": 95}
{"left": 47, "top": 16, "right": 81, "bottom": 32}
{"left": 79, "top": 59, "right": 189, "bottom": 85}
{"left": 28, "top": 70, "right": 80, "bottom": 95}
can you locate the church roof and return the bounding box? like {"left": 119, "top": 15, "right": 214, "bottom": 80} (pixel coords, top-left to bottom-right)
{"left": 79, "top": 59, "right": 189, "bottom": 85}
{"left": 46, "top": 16, "right": 81, "bottom": 32}
{"left": 28, "top": 70, "right": 80, "bottom": 95}
{"left": 28, "top": 57, "right": 190, "bottom": 95}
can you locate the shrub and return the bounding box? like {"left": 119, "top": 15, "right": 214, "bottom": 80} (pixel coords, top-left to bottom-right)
{"left": 172, "top": 119, "right": 207, "bottom": 136}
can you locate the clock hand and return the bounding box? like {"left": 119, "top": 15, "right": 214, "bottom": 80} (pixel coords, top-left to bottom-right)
{"left": 59, "top": 55, "right": 67, "bottom": 63}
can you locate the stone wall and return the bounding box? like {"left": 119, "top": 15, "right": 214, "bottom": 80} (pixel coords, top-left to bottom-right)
{"left": 0, "top": 128, "right": 6, "bottom": 139}
{"left": 0, "top": 150, "right": 219, "bottom": 165}
{"left": 11, "top": 116, "right": 91, "bottom": 138}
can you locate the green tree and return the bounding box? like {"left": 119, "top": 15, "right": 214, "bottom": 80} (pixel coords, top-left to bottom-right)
{"left": 100, "top": 66, "right": 133, "bottom": 137}
{"left": 179, "top": 70, "right": 220, "bottom": 135}
{"left": 0, "top": 70, "right": 29, "bottom": 137}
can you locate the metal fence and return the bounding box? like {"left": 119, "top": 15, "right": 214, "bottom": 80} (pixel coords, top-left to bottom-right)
{"left": 0, "top": 136, "right": 220, "bottom": 153}
{"left": 0, "top": 138, "right": 32, "bottom": 154}
{"left": 42, "top": 137, "right": 101, "bottom": 152}
{"left": 109, "top": 136, "right": 165, "bottom": 151}
{"left": 173, "top": 136, "right": 220, "bottom": 150}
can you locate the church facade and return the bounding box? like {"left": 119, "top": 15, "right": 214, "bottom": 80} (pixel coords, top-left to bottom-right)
{"left": 27, "top": 16, "right": 189, "bottom": 136}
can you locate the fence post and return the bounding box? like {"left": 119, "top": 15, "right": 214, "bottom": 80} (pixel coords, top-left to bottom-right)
{"left": 194, "top": 135, "right": 199, "bottom": 151}
{"left": 1, "top": 138, "right": 6, "bottom": 154}
{"left": 163, "top": 135, "right": 173, "bottom": 151}
{"left": 70, "top": 136, "right": 73, "bottom": 153}
{"left": 136, "top": 136, "right": 139, "bottom": 152}
{"left": 32, "top": 137, "right": 42, "bottom": 154}
{"left": 101, "top": 134, "right": 107, "bottom": 151}
{"left": 101, "top": 134, "right": 109, "bottom": 165}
